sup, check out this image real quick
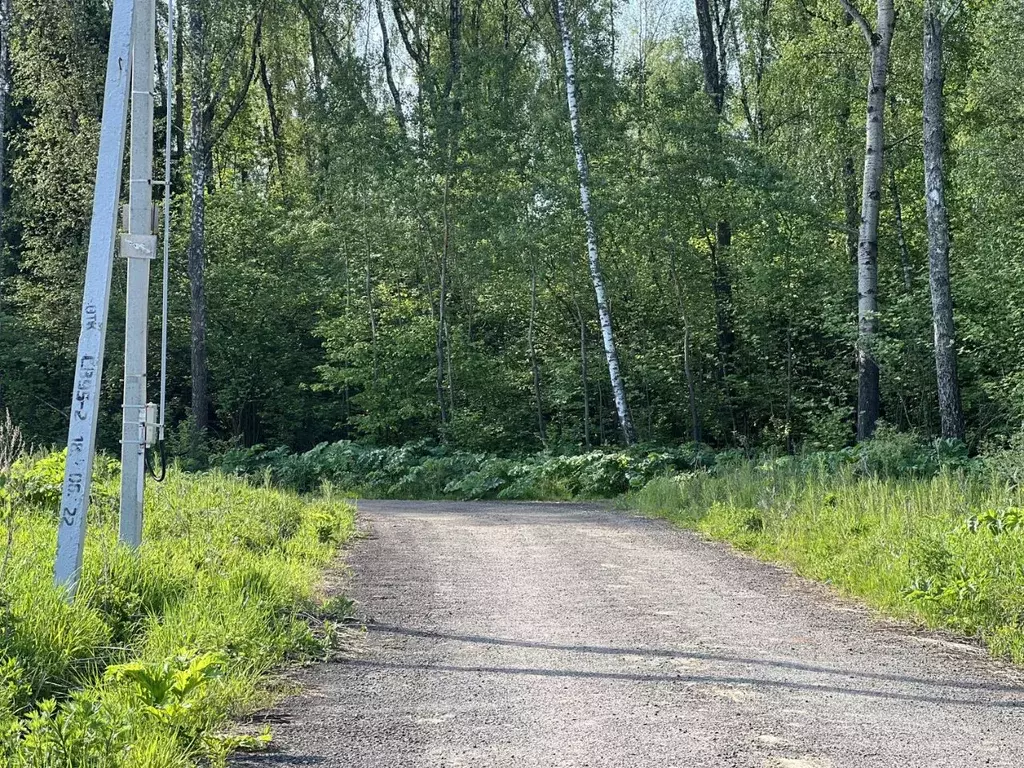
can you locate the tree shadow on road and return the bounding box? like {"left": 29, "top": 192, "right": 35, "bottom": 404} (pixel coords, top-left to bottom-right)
{"left": 360, "top": 623, "right": 1024, "bottom": 708}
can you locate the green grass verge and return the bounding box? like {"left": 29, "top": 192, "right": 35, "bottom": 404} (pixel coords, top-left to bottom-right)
{"left": 630, "top": 462, "right": 1024, "bottom": 664}
{"left": 1, "top": 452, "right": 355, "bottom": 767}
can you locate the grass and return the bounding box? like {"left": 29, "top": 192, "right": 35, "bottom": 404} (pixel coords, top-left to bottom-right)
{"left": 630, "top": 459, "right": 1024, "bottom": 664}
{"left": 0, "top": 449, "right": 355, "bottom": 767}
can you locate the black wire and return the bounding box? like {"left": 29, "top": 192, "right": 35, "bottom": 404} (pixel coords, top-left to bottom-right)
{"left": 145, "top": 440, "right": 168, "bottom": 482}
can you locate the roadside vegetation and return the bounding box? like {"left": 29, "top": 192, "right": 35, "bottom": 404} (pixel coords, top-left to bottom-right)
{"left": 0, "top": 442, "right": 355, "bottom": 768}
{"left": 631, "top": 429, "right": 1024, "bottom": 665}
{"left": 215, "top": 440, "right": 717, "bottom": 500}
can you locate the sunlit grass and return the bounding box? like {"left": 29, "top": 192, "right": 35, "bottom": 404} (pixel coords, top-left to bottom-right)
{"left": 631, "top": 463, "right": 1024, "bottom": 663}
{"left": 0, "top": 454, "right": 355, "bottom": 767}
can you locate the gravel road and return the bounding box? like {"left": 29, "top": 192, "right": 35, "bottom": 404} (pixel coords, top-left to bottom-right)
{"left": 235, "top": 500, "right": 1024, "bottom": 767}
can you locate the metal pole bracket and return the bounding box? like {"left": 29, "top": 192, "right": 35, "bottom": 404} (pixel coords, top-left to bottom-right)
{"left": 120, "top": 233, "right": 158, "bottom": 261}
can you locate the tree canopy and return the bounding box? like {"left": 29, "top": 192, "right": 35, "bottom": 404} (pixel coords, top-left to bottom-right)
{"left": 0, "top": 0, "right": 1020, "bottom": 456}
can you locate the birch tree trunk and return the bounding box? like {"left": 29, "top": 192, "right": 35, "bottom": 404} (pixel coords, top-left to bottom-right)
{"left": 923, "top": 0, "right": 965, "bottom": 441}
{"left": 552, "top": 0, "right": 637, "bottom": 445}
{"left": 840, "top": 0, "right": 894, "bottom": 441}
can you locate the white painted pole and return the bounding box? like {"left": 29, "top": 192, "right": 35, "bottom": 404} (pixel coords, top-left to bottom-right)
{"left": 119, "top": 0, "right": 157, "bottom": 549}
{"left": 54, "top": 0, "right": 136, "bottom": 594}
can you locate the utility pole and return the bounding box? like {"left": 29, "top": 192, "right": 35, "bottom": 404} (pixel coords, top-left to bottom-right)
{"left": 54, "top": 0, "right": 136, "bottom": 593}
{"left": 120, "top": 0, "right": 157, "bottom": 548}
{"left": 55, "top": 0, "right": 165, "bottom": 594}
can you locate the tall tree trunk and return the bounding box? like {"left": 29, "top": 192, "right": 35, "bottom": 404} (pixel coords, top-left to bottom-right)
{"left": 552, "top": 0, "right": 637, "bottom": 445}
{"left": 373, "top": 0, "right": 407, "bottom": 136}
{"left": 436, "top": 176, "right": 451, "bottom": 428}
{"left": 185, "top": 6, "right": 261, "bottom": 436}
{"left": 174, "top": 1, "right": 186, "bottom": 166}
{"left": 529, "top": 262, "right": 546, "bottom": 444}
{"left": 889, "top": 168, "right": 913, "bottom": 291}
{"left": 573, "top": 298, "right": 592, "bottom": 449}
{"left": 695, "top": 0, "right": 724, "bottom": 112}
{"left": 669, "top": 246, "right": 702, "bottom": 444}
{"left": 187, "top": 5, "right": 212, "bottom": 433}
{"left": 258, "top": 48, "right": 286, "bottom": 178}
{"left": 841, "top": 0, "right": 895, "bottom": 441}
{"left": 696, "top": 0, "right": 738, "bottom": 407}
{"left": 923, "top": 1, "right": 965, "bottom": 441}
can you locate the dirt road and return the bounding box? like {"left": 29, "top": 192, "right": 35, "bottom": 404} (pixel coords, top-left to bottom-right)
{"left": 236, "top": 500, "right": 1024, "bottom": 767}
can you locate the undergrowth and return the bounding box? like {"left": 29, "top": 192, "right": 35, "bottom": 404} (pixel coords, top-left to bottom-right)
{"left": 0, "top": 447, "right": 355, "bottom": 767}
{"left": 630, "top": 441, "right": 1024, "bottom": 665}
{"left": 215, "top": 440, "right": 718, "bottom": 499}
{"left": 215, "top": 427, "right": 979, "bottom": 501}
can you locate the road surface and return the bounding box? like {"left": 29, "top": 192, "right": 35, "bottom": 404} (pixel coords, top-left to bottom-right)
{"left": 235, "top": 500, "right": 1024, "bottom": 767}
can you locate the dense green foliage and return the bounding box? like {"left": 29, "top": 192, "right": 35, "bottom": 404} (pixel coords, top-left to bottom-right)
{"left": 0, "top": 453, "right": 355, "bottom": 767}
{"left": 1, "top": 0, "right": 1022, "bottom": 455}
{"left": 631, "top": 442, "right": 1024, "bottom": 663}
{"left": 217, "top": 440, "right": 718, "bottom": 499}
{"left": 215, "top": 426, "right": 981, "bottom": 499}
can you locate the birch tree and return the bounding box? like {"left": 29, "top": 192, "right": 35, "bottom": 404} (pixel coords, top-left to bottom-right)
{"left": 923, "top": 0, "right": 964, "bottom": 440}
{"left": 551, "top": 0, "right": 636, "bottom": 445}
{"left": 838, "top": 0, "right": 894, "bottom": 441}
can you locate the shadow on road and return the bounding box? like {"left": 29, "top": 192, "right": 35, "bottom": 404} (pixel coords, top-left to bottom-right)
{"left": 360, "top": 623, "right": 1024, "bottom": 707}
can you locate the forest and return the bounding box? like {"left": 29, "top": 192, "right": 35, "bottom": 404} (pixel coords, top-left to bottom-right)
{"left": 0, "top": 0, "right": 1020, "bottom": 459}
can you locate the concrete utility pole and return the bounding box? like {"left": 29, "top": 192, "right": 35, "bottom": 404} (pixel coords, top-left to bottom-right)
{"left": 120, "top": 0, "right": 157, "bottom": 548}
{"left": 55, "top": 0, "right": 164, "bottom": 594}
{"left": 54, "top": 0, "right": 136, "bottom": 593}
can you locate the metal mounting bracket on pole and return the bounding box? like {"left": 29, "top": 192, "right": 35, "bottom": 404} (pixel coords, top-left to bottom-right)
{"left": 53, "top": 0, "right": 136, "bottom": 595}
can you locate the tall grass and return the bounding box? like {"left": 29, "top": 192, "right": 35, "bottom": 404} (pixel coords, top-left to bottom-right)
{"left": 0, "top": 450, "right": 355, "bottom": 767}
{"left": 631, "top": 459, "right": 1024, "bottom": 662}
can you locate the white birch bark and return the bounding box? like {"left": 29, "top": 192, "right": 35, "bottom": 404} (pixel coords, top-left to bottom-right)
{"left": 552, "top": 0, "right": 637, "bottom": 445}
{"left": 840, "top": 0, "right": 894, "bottom": 441}
{"left": 923, "top": 0, "right": 965, "bottom": 440}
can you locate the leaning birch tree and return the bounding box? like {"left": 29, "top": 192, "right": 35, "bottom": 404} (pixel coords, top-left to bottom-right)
{"left": 839, "top": 0, "right": 895, "bottom": 441}
{"left": 551, "top": 0, "right": 637, "bottom": 445}
{"left": 923, "top": 0, "right": 964, "bottom": 440}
